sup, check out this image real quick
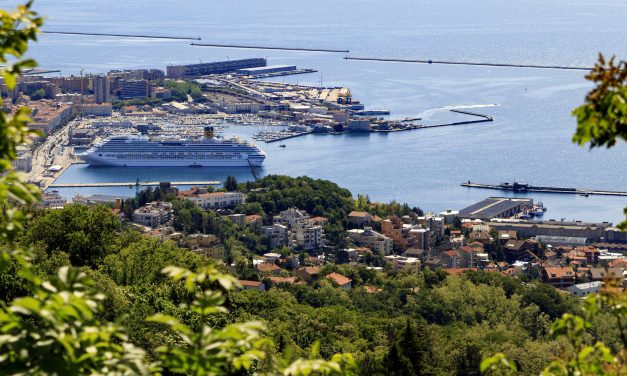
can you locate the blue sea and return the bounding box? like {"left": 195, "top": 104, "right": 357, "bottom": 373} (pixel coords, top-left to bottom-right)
{"left": 18, "top": 0, "right": 627, "bottom": 224}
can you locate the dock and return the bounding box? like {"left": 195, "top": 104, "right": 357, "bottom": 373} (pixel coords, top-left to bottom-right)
{"left": 461, "top": 182, "right": 627, "bottom": 197}
{"left": 263, "top": 131, "right": 313, "bottom": 143}
{"left": 48, "top": 180, "right": 221, "bottom": 188}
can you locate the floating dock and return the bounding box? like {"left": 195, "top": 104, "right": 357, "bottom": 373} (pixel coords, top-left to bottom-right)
{"left": 461, "top": 182, "right": 627, "bottom": 197}
{"left": 48, "top": 181, "right": 221, "bottom": 188}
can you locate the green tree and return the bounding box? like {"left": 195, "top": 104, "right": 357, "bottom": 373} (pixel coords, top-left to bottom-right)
{"left": 24, "top": 204, "right": 121, "bottom": 267}
{"left": 224, "top": 175, "right": 238, "bottom": 192}
{"left": 572, "top": 55, "right": 626, "bottom": 229}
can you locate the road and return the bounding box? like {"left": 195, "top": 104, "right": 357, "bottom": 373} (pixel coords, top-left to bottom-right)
{"left": 29, "top": 119, "right": 78, "bottom": 189}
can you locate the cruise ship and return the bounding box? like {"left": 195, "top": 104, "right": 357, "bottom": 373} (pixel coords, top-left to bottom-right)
{"left": 79, "top": 127, "right": 265, "bottom": 167}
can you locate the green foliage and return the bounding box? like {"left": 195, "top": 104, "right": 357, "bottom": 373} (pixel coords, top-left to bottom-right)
{"left": 24, "top": 204, "right": 121, "bottom": 267}
{"left": 164, "top": 80, "right": 203, "bottom": 102}
{"left": 572, "top": 54, "right": 627, "bottom": 230}
{"left": 30, "top": 87, "right": 46, "bottom": 100}
{"left": 0, "top": 266, "right": 153, "bottom": 375}
{"left": 244, "top": 175, "right": 355, "bottom": 225}
{"left": 224, "top": 175, "right": 238, "bottom": 192}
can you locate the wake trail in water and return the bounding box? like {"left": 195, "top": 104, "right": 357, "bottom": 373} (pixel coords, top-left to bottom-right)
{"left": 418, "top": 103, "right": 500, "bottom": 119}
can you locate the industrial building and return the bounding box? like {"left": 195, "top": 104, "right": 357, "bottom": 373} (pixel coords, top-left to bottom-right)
{"left": 166, "top": 58, "right": 267, "bottom": 78}
{"left": 459, "top": 197, "right": 533, "bottom": 220}
{"left": 235, "top": 65, "right": 296, "bottom": 75}
{"left": 487, "top": 220, "right": 612, "bottom": 243}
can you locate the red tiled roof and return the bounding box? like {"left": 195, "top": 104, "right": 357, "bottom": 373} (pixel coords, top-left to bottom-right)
{"left": 442, "top": 250, "right": 457, "bottom": 257}
{"left": 325, "top": 272, "right": 352, "bottom": 286}
{"left": 268, "top": 276, "right": 298, "bottom": 284}
{"left": 238, "top": 280, "right": 263, "bottom": 287}
{"left": 544, "top": 266, "right": 575, "bottom": 279}
{"left": 348, "top": 211, "right": 371, "bottom": 218}
{"left": 256, "top": 263, "right": 280, "bottom": 272}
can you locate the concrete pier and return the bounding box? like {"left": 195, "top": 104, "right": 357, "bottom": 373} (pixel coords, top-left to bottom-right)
{"left": 48, "top": 181, "right": 220, "bottom": 188}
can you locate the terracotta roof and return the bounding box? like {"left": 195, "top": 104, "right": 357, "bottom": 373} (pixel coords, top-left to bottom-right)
{"left": 245, "top": 214, "right": 263, "bottom": 224}
{"left": 442, "top": 250, "right": 457, "bottom": 257}
{"left": 364, "top": 285, "right": 382, "bottom": 293}
{"left": 268, "top": 276, "right": 298, "bottom": 284}
{"left": 238, "top": 280, "right": 263, "bottom": 287}
{"left": 608, "top": 259, "right": 627, "bottom": 269}
{"left": 301, "top": 266, "right": 320, "bottom": 276}
{"left": 325, "top": 272, "right": 352, "bottom": 286}
{"left": 348, "top": 211, "right": 371, "bottom": 218}
{"left": 256, "top": 263, "right": 280, "bottom": 272}
{"left": 544, "top": 266, "right": 575, "bottom": 279}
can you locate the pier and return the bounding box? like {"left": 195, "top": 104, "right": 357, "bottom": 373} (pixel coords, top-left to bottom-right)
{"left": 48, "top": 181, "right": 220, "bottom": 188}
{"left": 343, "top": 56, "right": 593, "bottom": 71}
{"left": 191, "top": 43, "right": 349, "bottom": 53}
{"left": 461, "top": 182, "right": 627, "bottom": 197}
{"left": 43, "top": 30, "right": 201, "bottom": 40}
{"left": 265, "top": 131, "right": 313, "bottom": 143}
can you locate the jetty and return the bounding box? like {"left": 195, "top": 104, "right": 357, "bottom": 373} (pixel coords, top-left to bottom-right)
{"left": 48, "top": 181, "right": 220, "bottom": 188}
{"left": 461, "top": 181, "right": 627, "bottom": 197}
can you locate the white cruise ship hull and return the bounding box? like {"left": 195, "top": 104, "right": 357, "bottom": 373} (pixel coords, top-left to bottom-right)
{"left": 83, "top": 154, "right": 264, "bottom": 167}
{"left": 79, "top": 135, "right": 266, "bottom": 168}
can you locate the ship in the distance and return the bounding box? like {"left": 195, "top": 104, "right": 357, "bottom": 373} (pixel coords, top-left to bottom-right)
{"left": 79, "top": 127, "right": 265, "bottom": 167}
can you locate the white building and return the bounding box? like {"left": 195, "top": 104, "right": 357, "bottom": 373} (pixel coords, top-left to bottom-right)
{"left": 384, "top": 255, "right": 421, "bottom": 270}
{"left": 42, "top": 190, "right": 67, "bottom": 209}
{"left": 180, "top": 191, "right": 244, "bottom": 210}
{"left": 133, "top": 201, "right": 173, "bottom": 227}
{"left": 347, "top": 227, "right": 393, "bottom": 255}
{"left": 262, "top": 224, "right": 289, "bottom": 249}
{"left": 566, "top": 281, "right": 604, "bottom": 297}
{"left": 273, "top": 208, "right": 324, "bottom": 251}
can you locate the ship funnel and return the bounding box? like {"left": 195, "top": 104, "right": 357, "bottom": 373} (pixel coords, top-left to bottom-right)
{"left": 204, "top": 126, "right": 214, "bottom": 139}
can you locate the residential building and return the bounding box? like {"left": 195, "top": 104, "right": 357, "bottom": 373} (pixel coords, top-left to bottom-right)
{"left": 504, "top": 239, "right": 538, "bottom": 261}
{"left": 92, "top": 75, "right": 110, "bottom": 103}
{"left": 256, "top": 262, "right": 281, "bottom": 275}
{"left": 588, "top": 267, "right": 623, "bottom": 282}
{"left": 348, "top": 211, "right": 373, "bottom": 227}
{"left": 295, "top": 266, "right": 321, "bottom": 283}
{"left": 28, "top": 100, "right": 73, "bottom": 134}
{"left": 381, "top": 216, "right": 419, "bottom": 250}
{"left": 75, "top": 103, "right": 113, "bottom": 116}
{"left": 227, "top": 213, "right": 246, "bottom": 226}
{"left": 566, "top": 281, "right": 604, "bottom": 297}
{"left": 178, "top": 189, "right": 244, "bottom": 210}
{"left": 261, "top": 224, "right": 289, "bottom": 249}
{"left": 42, "top": 190, "right": 67, "bottom": 208}
{"left": 347, "top": 227, "right": 393, "bottom": 255}
{"left": 238, "top": 280, "right": 266, "bottom": 292}
{"left": 325, "top": 272, "right": 352, "bottom": 290}
{"left": 441, "top": 249, "right": 458, "bottom": 268}
{"left": 133, "top": 201, "right": 173, "bottom": 227}
{"left": 273, "top": 208, "right": 324, "bottom": 251}
{"left": 245, "top": 214, "right": 263, "bottom": 228}
{"left": 118, "top": 79, "right": 150, "bottom": 99}
{"left": 384, "top": 255, "right": 421, "bottom": 270}
{"left": 542, "top": 266, "right": 576, "bottom": 288}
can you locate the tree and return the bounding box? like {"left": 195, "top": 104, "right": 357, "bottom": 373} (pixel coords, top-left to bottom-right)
{"left": 572, "top": 55, "right": 626, "bottom": 229}
{"left": 24, "top": 204, "right": 121, "bottom": 267}
{"left": 224, "top": 175, "right": 238, "bottom": 192}
{"left": 0, "top": 3, "right": 357, "bottom": 375}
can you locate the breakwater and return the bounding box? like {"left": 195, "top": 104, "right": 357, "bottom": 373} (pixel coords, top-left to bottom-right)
{"left": 462, "top": 182, "right": 627, "bottom": 197}
{"left": 49, "top": 181, "right": 220, "bottom": 188}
